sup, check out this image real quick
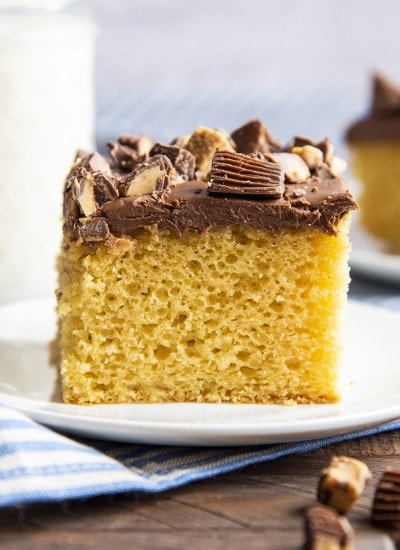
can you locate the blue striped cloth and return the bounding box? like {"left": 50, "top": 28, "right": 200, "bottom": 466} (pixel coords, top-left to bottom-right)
{"left": 1, "top": 402, "right": 400, "bottom": 508}
{"left": 1, "top": 90, "right": 399, "bottom": 508}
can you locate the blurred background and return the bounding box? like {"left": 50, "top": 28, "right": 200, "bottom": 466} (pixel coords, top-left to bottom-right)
{"left": 94, "top": 0, "right": 400, "bottom": 151}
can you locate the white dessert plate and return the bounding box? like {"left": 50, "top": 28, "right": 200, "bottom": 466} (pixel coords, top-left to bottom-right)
{"left": 350, "top": 214, "right": 400, "bottom": 284}
{"left": 0, "top": 298, "right": 399, "bottom": 446}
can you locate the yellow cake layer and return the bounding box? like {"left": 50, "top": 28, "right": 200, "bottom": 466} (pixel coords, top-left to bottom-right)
{"left": 350, "top": 141, "right": 400, "bottom": 253}
{"left": 57, "top": 221, "right": 351, "bottom": 405}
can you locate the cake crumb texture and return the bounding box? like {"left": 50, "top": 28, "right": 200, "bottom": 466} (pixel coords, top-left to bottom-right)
{"left": 57, "top": 221, "right": 350, "bottom": 405}
{"left": 350, "top": 141, "right": 400, "bottom": 253}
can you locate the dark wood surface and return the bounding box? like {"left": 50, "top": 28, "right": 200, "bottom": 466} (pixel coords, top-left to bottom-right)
{"left": 1, "top": 431, "right": 399, "bottom": 549}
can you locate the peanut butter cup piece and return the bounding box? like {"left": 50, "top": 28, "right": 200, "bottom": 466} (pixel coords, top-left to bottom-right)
{"left": 231, "top": 119, "right": 281, "bottom": 154}
{"left": 150, "top": 142, "right": 196, "bottom": 181}
{"left": 73, "top": 172, "right": 119, "bottom": 217}
{"left": 304, "top": 505, "right": 354, "bottom": 549}
{"left": 185, "top": 126, "right": 235, "bottom": 174}
{"left": 265, "top": 152, "right": 311, "bottom": 183}
{"left": 287, "top": 136, "right": 346, "bottom": 179}
{"left": 291, "top": 145, "right": 324, "bottom": 170}
{"left": 208, "top": 150, "right": 284, "bottom": 198}
{"left": 84, "top": 151, "right": 112, "bottom": 174}
{"left": 290, "top": 136, "right": 334, "bottom": 166}
{"left": 107, "top": 134, "right": 153, "bottom": 172}
{"left": 372, "top": 469, "right": 400, "bottom": 527}
{"left": 121, "top": 154, "right": 174, "bottom": 199}
{"left": 317, "top": 456, "right": 371, "bottom": 514}
{"left": 78, "top": 217, "right": 111, "bottom": 243}
{"left": 67, "top": 152, "right": 112, "bottom": 186}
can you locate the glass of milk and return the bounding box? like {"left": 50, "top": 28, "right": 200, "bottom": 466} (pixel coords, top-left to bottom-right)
{"left": 0, "top": 0, "right": 95, "bottom": 303}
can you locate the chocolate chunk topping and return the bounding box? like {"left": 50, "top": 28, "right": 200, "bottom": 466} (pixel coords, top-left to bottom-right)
{"left": 67, "top": 152, "right": 112, "bottom": 186}
{"left": 107, "top": 134, "right": 153, "bottom": 171}
{"left": 63, "top": 187, "right": 80, "bottom": 230}
{"left": 265, "top": 152, "right": 311, "bottom": 184}
{"left": 291, "top": 145, "right": 324, "bottom": 171}
{"left": 290, "top": 136, "right": 334, "bottom": 166}
{"left": 62, "top": 120, "right": 358, "bottom": 245}
{"left": 208, "top": 150, "right": 284, "bottom": 198}
{"left": 304, "top": 505, "right": 354, "bottom": 550}
{"left": 287, "top": 137, "right": 347, "bottom": 178}
{"left": 77, "top": 152, "right": 111, "bottom": 178}
{"left": 78, "top": 217, "right": 111, "bottom": 242}
{"left": 150, "top": 142, "right": 196, "bottom": 181}
{"left": 84, "top": 152, "right": 111, "bottom": 174}
{"left": 231, "top": 119, "right": 281, "bottom": 154}
{"left": 372, "top": 469, "right": 400, "bottom": 527}
{"left": 73, "top": 172, "right": 118, "bottom": 217}
{"left": 185, "top": 126, "right": 235, "bottom": 174}
{"left": 93, "top": 172, "right": 119, "bottom": 205}
{"left": 121, "top": 155, "right": 173, "bottom": 199}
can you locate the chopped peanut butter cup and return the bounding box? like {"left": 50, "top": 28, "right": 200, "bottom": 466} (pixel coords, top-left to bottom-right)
{"left": 317, "top": 456, "right": 371, "bottom": 514}
{"left": 121, "top": 155, "right": 173, "bottom": 199}
{"left": 304, "top": 505, "right": 354, "bottom": 550}
{"left": 231, "top": 118, "right": 281, "bottom": 154}
{"left": 208, "top": 150, "right": 284, "bottom": 198}
{"left": 107, "top": 134, "right": 153, "bottom": 172}
{"left": 372, "top": 469, "right": 400, "bottom": 527}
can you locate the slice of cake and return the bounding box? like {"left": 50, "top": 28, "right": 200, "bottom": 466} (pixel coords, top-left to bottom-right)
{"left": 346, "top": 73, "right": 400, "bottom": 252}
{"left": 56, "top": 119, "right": 357, "bottom": 405}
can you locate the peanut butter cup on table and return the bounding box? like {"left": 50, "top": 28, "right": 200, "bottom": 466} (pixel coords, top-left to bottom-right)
{"left": 56, "top": 119, "right": 357, "bottom": 405}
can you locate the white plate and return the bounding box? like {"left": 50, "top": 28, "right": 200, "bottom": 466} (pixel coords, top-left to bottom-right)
{"left": 0, "top": 298, "right": 399, "bottom": 446}
{"left": 350, "top": 214, "right": 400, "bottom": 284}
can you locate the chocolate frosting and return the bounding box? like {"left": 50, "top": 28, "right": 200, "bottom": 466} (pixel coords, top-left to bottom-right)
{"left": 347, "top": 73, "right": 400, "bottom": 142}
{"left": 100, "top": 179, "right": 355, "bottom": 237}
{"left": 63, "top": 120, "right": 357, "bottom": 244}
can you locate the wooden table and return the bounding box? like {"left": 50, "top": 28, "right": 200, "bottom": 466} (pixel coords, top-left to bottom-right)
{"left": 1, "top": 430, "right": 399, "bottom": 549}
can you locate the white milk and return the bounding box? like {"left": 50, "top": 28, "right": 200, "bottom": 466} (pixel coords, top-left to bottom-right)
{"left": 0, "top": 0, "right": 95, "bottom": 302}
